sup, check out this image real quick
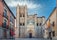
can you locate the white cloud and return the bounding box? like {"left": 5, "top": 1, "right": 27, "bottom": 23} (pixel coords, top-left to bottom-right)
{"left": 5, "top": 0, "right": 41, "bottom": 9}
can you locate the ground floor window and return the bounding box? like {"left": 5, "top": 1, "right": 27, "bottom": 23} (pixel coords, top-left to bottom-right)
{"left": 49, "top": 31, "right": 55, "bottom": 38}
{"left": 52, "top": 31, "right": 55, "bottom": 37}
{"left": 49, "top": 32, "right": 51, "bottom": 38}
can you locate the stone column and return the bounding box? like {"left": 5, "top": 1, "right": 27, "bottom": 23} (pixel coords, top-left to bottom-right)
{"left": 16, "top": 5, "right": 19, "bottom": 38}
{"left": 25, "top": 5, "right": 27, "bottom": 37}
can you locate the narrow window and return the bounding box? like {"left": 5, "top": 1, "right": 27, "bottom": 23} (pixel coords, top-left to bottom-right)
{"left": 23, "top": 23, "right": 25, "bottom": 26}
{"left": 52, "top": 22, "right": 55, "bottom": 27}
{"left": 20, "top": 23, "right": 22, "bottom": 26}
{"left": 23, "top": 14, "right": 25, "bottom": 17}
{"left": 3, "top": 19, "right": 7, "bottom": 28}
{"left": 3, "top": 8, "right": 8, "bottom": 19}
{"left": 37, "top": 23, "right": 38, "bottom": 26}
{"left": 20, "top": 14, "right": 22, "bottom": 17}
{"left": 4, "top": 9, "right": 7, "bottom": 16}
{"left": 52, "top": 31, "right": 55, "bottom": 37}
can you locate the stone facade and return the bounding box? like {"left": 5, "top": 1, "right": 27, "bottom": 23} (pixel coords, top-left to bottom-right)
{"left": 16, "top": 5, "right": 45, "bottom": 38}
{"left": 44, "top": 7, "right": 57, "bottom": 38}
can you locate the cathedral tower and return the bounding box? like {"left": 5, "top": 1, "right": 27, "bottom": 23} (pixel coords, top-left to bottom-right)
{"left": 16, "top": 5, "right": 27, "bottom": 38}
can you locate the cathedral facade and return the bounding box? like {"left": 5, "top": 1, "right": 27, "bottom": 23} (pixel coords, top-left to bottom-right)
{"left": 16, "top": 5, "right": 45, "bottom": 38}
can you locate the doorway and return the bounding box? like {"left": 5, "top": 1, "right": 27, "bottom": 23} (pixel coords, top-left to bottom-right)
{"left": 29, "top": 33, "right": 32, "bottom": 38}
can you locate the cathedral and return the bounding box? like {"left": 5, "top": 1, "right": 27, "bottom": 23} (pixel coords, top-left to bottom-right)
{"left": 16, "top": 5, "right": 45, "bottom": 38}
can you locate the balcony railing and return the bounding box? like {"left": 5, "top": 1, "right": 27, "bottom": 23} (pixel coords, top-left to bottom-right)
{"left": 2, "top": 23, "right": 9, "bottom": 29}
{"left": 3, "top": 13, "right": 8, "bottom": 19}
{"left": 2, "top": 23, "right": 6, "bottom": 28}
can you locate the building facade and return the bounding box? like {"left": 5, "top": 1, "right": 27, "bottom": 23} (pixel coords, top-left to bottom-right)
{"left": 16, "top": 5, "right": 45, "bottom": 38}
{"left": 44, "top": 7, "right": 57, "bottom": 38}
{"left": 0, "top": 0, "right": 15, "bottom": 38}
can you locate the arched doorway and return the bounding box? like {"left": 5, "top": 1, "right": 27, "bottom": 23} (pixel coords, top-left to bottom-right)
{"left": 29, "top": 33, "right": 32, "bottom": 38}
{"left": 28, "top": 30, "right": 33, "bottom": 38}
{"left": 26, "top": 21, "right": 35, "bottom": 38}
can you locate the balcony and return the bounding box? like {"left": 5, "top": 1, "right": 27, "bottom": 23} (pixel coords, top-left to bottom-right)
{"left": 2, "top": 23, "right": 6, "bottom": 28}
{"left": 2, "top": 23, "right": 9, "bottom": 29}
{"left": 10, "top": 19, "right": 14, "bottom": 23}
{"left": 3, "top": 13, "right": 8, "bottom": 19}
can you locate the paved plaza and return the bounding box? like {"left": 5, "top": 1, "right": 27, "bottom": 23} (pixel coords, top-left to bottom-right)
{"left": 0, "top": 37, "right": 57, "bottom": 40}
{"left": 0, "top": 0, "right": 57, "bottom": 40}
{"left": 15, "top": 38, "right": 49, "bottom": 40}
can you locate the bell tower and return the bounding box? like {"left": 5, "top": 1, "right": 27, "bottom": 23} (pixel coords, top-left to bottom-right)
{"left": 16, "top": 5, "right": 27, "bottom": 38}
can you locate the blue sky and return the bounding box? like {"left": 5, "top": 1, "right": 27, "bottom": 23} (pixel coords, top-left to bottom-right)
{"left": 5, "top": 0, "right": 56, "bottom": 19}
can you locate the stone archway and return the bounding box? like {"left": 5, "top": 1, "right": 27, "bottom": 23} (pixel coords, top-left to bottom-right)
{"left": 28, "top": 30, "right": 32, "bottom": 38}
{"left": 29, "top": 33, "right": 32, "bottom": 38}
{"left": 26, "top": 29, "right": 35, "bottom": 38}
{"left": 26, "top": 21, "right": 35, "bottom": 38}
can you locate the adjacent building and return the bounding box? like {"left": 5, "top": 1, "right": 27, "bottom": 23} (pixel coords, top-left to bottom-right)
{"left": 44, "top": 7, "right": 57, "bottom": 38}
{"left": 16, "top": 5, "right": 45, "bottom": 38}
{"left": 0, "top": 0, "right": 15, "bottom": 38}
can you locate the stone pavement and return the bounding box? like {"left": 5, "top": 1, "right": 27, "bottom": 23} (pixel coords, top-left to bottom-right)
{"left": 0, "top": 38, "right": 57, "bottom": 40}
{"left": 0, "top": 38, "right": 49, "bottom": 40}
{"left": 52, "top": 36, "right": 57, "bottom": 40}
{"left": 15, "top": 38, "right": 50, "bottom": 40}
